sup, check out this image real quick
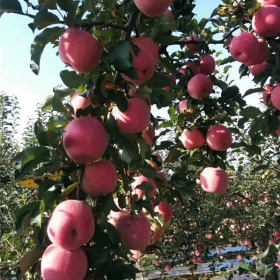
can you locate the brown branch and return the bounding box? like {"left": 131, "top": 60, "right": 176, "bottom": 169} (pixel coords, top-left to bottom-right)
{"left": 76, "top": 164, "right": 85, "bottom": 201}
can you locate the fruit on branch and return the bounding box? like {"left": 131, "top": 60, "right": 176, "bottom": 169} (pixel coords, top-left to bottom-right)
{"left": 179, "top": 62, "right": 201, "bottom": 76}
{"left": 252, "top": 5, "right": 280, "bottom": 37}
{"left": 271, "top": 85, "right": 280, "bottom": 110}
{"left": 178, "top": 100, "right": 196, "bottom": 115}
{"left": 121, "top": 47, "right": 155, "bottom": 85}
{"left": 263, "top": 85, "right": 273, "bottom": 106}
{"left": 63, "top": 117, "right": 108, "bottom": 163}
{"left": 41, "top": 245, "right": 88, "bottom": 280}
{"left": 108, "top": 211, "right": 130, "bottom": 228}
{"left": 250, "top": 62, "right": 269, "bottom": 77}
{"left": 244, "top": 38, "right": 269, "bottom": 66}
{"left": 200, "top": 167, "right": 229, "bottom": 195}
{"left": 71, "top": 93, "right": 100, "bottom": 115}
{"left": 200, "top": 55, "right": 216, "bottom": 75}
{"left": 207, "top": 234, "right": 214, "bottom": 240}
{"left": 206, "top": 125, "right": 233, "bottom": 151}
{"left": 82, "top": 160, "right": 118, "bottom": 197}
{"left": 150, "top": 152, "right": 164, "bottom": 171}
{"left": 112, "top": 98, "right": 151, "bottom": 134}
{"left": 134, "top": 0, "right": 172, "bottom": 17}
{"left": 132, "top": 37, "right": 159, "bottom": 64}
{"left": 163, "top": 75, "right": 176, "bottom": 93}
{"left": 237, "top": 255, "right": 244, "bottom": 260}
{"left": 165, "top": 265, "right": 172, "bottom": 273}
{"left": 187, "top": 74, "right": 213, "bottom": 99}
{"left": 195, "top": 250, "right": 201, "bottom": 257}
{"left": 162, "top": 8, "right": 174, "bottom": 19}
{"left": 59, "top": 29, "right": 102, "bottom": 74}
{"left": 117, "top": 214, "right": 151, "bottom": 250}
{"left": 128, "top": 89, "right": 152, "bottom": 109}
{"left": 142, "top": 123, "right": 155, "bottom": 147}
{"left": 262, "top": 0, "right": 280, "bottom": 6}
{"left": 47, "top": 200, "right": 95, "bottom": 250}
{"left": 151, "top": 224, "right": 164, "bottom": 243}
{"left": 229, "top": 33, "right": 260, "bottom": 64}
{"left": 131, "top": 175, "right": 157, "bottom": 199}
{"left": 185, "top": 35, "right": 200, "bottom": 54}
{"left": 154, "top": 202, "right": 173, "bottom": 222}
{"left": 180, "top": 127, "right": 205, "bottom": 150}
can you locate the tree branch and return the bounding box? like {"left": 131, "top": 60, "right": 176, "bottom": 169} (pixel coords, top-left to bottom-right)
{"left": 76, "top": 164, "right": 85, "bottom": 201}
{"left": 7, "top": 11, "right": 35, "bottom": 19}
{"left": 76, "top": 22, "right": 128, "bottom": 32}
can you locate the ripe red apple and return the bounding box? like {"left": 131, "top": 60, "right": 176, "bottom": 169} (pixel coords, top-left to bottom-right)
{"left": 132, "top": 37, "right": 159, "bottom": 64}
{"left": 117, "top": 214, "right": 151, "bottom": 251}
{"left": 154, "top": 202, "right": 173, "bottom": 223}
{"left": 163, "top": 75, "right": 176, "bottom": 93}
{"left": 200, "top": 55, "right": 216, "bottom": 75}
{"left": 200, "top": 167, "right": 229, "bottom": 195}
{"left": 165, "top": 265, "right": 172, "bottom": 273}
{"left": 153, "top": 260, "right": 160, "bottom": 265}
{"left": 187, "top": 74, "right": 213, "bottom": 99}
{"left": 275, "top": 231, "right": 280, "bottom": 239}
{"left": 134, "top": 0, "right": 172, "bottom": 17}
{"left": 142, "top": 132, "right": 153, "bottom": 147}
{"left": 41, "top": 245, "right": 88, "bottom": 280}
{"left": 229, "top": 33, "right": 260, "bottom": 64}
{"left": 108, "top": 211, "right": 130, "bottom": 228}
{"left": 179, "top": 62, "right": 201, "bottom": 76}
{"left": 250, "top": 62, "right": 269, "bottom": 77}
{"left": 207, "top": 234, "right": 214, "bottom": 240}
{"left": 71, "top": 93, "right": 91, "bottom": 115}
{"left": 178, "top": 100, "right": 196, "bottom": 115}
{"left": 195, "top": 250, "right": 201, "bottom": 257}
{"left": 82, "top": 160, "right": 118, "bottom": 197}
{"left": 180, "top": 127, "right": 205, "bottom": 150}
{"left": 275, "top": 262, "right": 280, "bottom": 269}
{"left": 59, "top": 29, "right": 102, "bottom": 74}
{"left": 121, "top": 46, "right": 155, "bottom": 85}
{"left": 237, "top": 255, "right": 244, "bottom": 261}
{"left": 113, "top": 98, "right": 151, "bottom": 134}
{"left": 244, "top": 38, "right": 269, "bottom": 66}
{"left": 47, "top": 200, "right": 95, "bottom": 250}
{"left": 162, "top": 8, "right": 174, "bottom": 19}
{"left": 142, "top": 123, "right": 155, "bottom": 147}
{"left": 262, "top": 0, "right": 280, "bottom": 6}
{"left": 63, "top": 117, "right": 108, "bottom": 163}
{"left": 271, "top": 85, "right": 280, "bottom": 110}
{"left": 206, "top": 125, "right": 232, "bottom": 151}
{"left": 131, "top": 175, "right": 157, "bottom": 199}
{"left": 185, "top": 35, "right": 200, "bottom": 53}
{"left": 252, "top": 5, "right": 280, "bottom": 37}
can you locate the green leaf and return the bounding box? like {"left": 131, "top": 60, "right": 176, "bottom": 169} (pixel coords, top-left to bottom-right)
{"left": 256, "top": 264, "right": 274, "bottom": 277}
{"left": 242, "top": 87, "right": 264, "bottom": 98}
{"left": 57, "top": 0, "right": 74, "bottom": 11}
{"left": 209, "top": 75, "right": 228, "bottom": 91}
{"left": 118, "top": 135, "right": 138, "bottom": 164}
{"left": 146, "top": 72, "right": 171, "bottom": 88}
{"left": 18, "top": 247, "right": 46, "bottom": 279}
{"left": 245, "top": 145, "right": 261, "bottom": 156}
{"left": 140, "top": 169, "right": 158, "bottom": 179}
{"left": 21, "top": 146, "right": 50, "bottom": 168}
{"left": 0, "top": 0, "right": 22, "bottom": 13}
{"left": 82, "top": 0, "right": 96, "bottom": 13}
{"left": 240, "top": 106, "right": 261, "bottom": 118}
{"left": 107, "top": 91, "right": 128, "bottom": 112}
{"left": 257, "top": 245, "right": 278, "bottom": 259}
{"left": 165, "top": 148, "right": 185, "bottom": 163}
{"left": 210, "top": 7, "right": 220, "bottom": 18}
{"left": 31, "top": 27, "right": 66, "bottom": 74}
{"left": 106, "top": 223, "right": 121, "bottom": 244}
{"left": 199, "top": 18, "right": 209, "bottom": 30}
{"left": 52, "top": 92, "right": 68, "bottom": 113}
{"left": 38, "top": 0, "right": 57, "bottom": 9}
{"left": 34, "top": 10, "right": 60, "bottom": 30}
{"left": 60, "top": 70, "right": 86, "bottom": 88}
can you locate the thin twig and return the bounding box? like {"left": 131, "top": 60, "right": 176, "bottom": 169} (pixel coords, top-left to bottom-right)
{"left": 76, "top": 164, "right": 85, "bottom": 200}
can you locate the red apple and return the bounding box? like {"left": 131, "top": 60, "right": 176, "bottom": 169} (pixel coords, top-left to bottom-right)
{"left": 157, "top": 171, "right": 168, "bottom": 186}
{"left": 187, "top": 74, "right": 213, "bottom": 99}
{"left": 206, "top": 125, "right": 232, "bottom": 151}
{"left": 117, "top": 214, "right": 151, "bottom": 251}
{"left": 200, "top": 55, "right": 216, "bottom": 75}
{"left": 200, "top": 167, "right": 229, "bottom": 195}
{"left": 63, "top": 117, "right": 108, "bottom": 163}
{"left": 244, "top": 38, "right": 269, "bottom": 66}
{"left": 178, "top": 100, "right": 196, "bottom": 115}
{"left": 150, "top": 152, "right": 164, "bottom": 171}
{"left": 41, "top": 245, "right": 88, "bottom": 280}
{"left": 151, "top": 224, "right": 164, "bottom": 243}
{"left": 180, "top": 127, "right": 205, "bottom": 150}
{"left": 250, "top": 62, "right": 269, "bottom": 77}
{"left": 132, "top": 37, "right": 159, "bottom": 64}
{"left": 195, "top": 250, "right": 201, "bottom": 257}
{"left": 113, "top": 98, "right": 151, "bottom": 134}
{"left": 275, "top": 262, "right": 280, "bottom": 269}
{"left": 275, "top": 231, "right": 280, "bottom": 239}
{"left": 142, "top": 123, "right": 155, "bottom": 147}
{"left": 59, "top": 29, "right": 102, "bottom": 74}
{"left": 271, "top": 85, "right": 280, "bottom": 110}
{"left": 134, "top": 0, "right": 172, "bottom": 17}
{"left": 230, "top": 33, "right": 260, "bottom": 64}
{"left": 108, "top": 211, "right": 130, "bottom": 228}
{"left": 208, "top": 234, "right": 214, "bottom": 240}
{"left": 262, "top": 0, "right": 280, "bottom": 6}
{"left": 252, "top": 5, "right": 280, "bottom": 37}
{"left": 47, "top": 200, "right": 95, "bottom": 250}
{"left": 71, "top": 93, "right": 92, "bottom": 115}
{"left": 165, "top": 265, "right": 172, "bottom": 273}
{"left": 237, "top": 255, "right": 244, "bottom": 261}
{"left": 185, "top": 35, "right": 200, "bottom": 53}
{"left": 179, "top": 62, "right": 201, "bottom": 76}
{"left": 154, "top": 202, "right": 173, "bottom": 223}
{"left": 82, "top": 160, "right": 118, "bottom": 197}
{"left": 131, "top": 175, "right": 157, "bottom": 199}
{"left": 121, "top": 46, "right": 155, "bottom": 85}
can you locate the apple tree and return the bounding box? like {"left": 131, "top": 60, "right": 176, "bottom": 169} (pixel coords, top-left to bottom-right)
{"left": 1, "top": 0, "right": 280, "bottom": 279}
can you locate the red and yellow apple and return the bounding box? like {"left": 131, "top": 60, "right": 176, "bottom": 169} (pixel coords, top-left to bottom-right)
{"left": 180, "top": 127, "right": 205, "bottom": 150}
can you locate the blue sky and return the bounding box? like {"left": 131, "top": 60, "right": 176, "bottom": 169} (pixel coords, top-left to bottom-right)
{"left": 0, "top": 0, "right": 256, "bottom": 131}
